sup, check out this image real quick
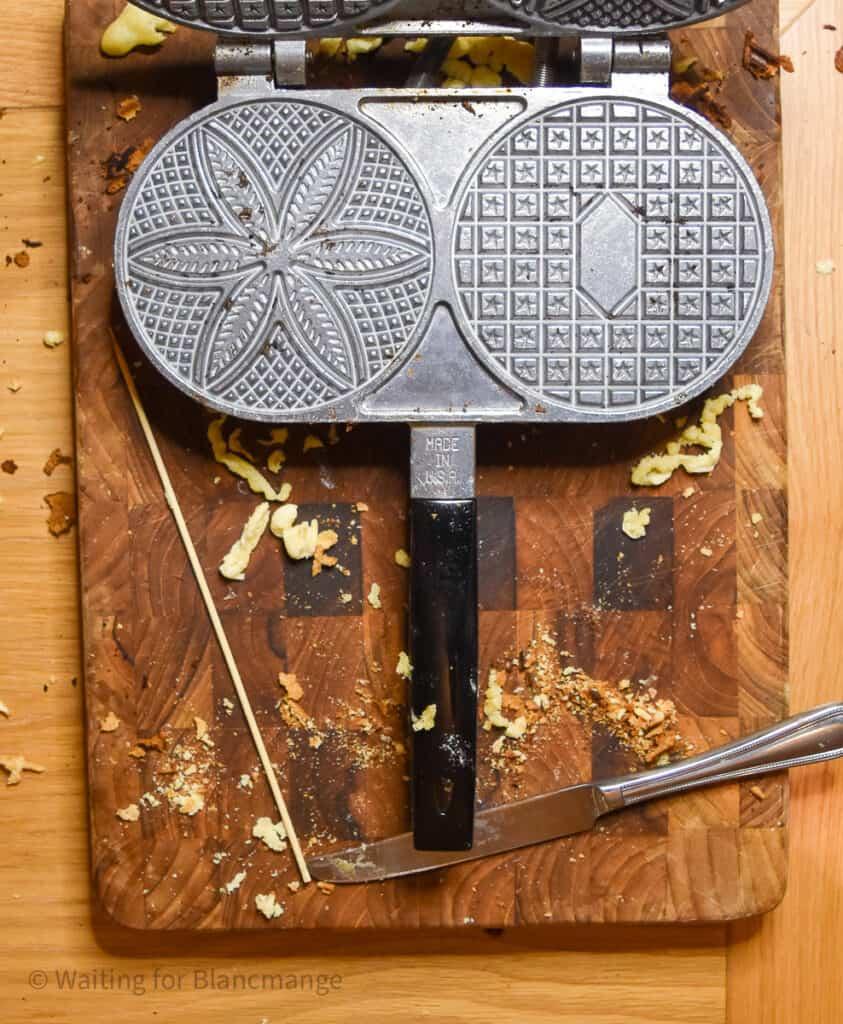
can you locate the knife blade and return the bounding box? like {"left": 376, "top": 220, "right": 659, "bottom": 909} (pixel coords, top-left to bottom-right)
{"left": 307, "top": 703, "right": 843, "bottom": 883}
{"left": 307, "top": 783, "right": 606, "bottom": 883}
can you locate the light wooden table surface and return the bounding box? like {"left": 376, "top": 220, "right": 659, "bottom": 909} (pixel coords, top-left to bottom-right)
{"left": 0, "top": 2, "right": 841, "bottom": 1021}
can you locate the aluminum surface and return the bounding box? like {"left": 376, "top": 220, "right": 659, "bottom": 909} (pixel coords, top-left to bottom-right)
{"left": 129, "top": 0, "right": 400, "bottom": 35}
{"left": 127, "top": 0, "right": 523, "bottom": 35}
{"left": 128, "top": 0, "right": 749, "bottom": 36}
{"left": 116, "top": 86, "right": 774, "bottom": 423}
{"left": 489, "top": 0, "right": 749, "bottom": 34}
{"left": 308, "top": 783, "right": 603, "bottom": 882}
{"left": 410, "top": 426, "right": 476, "bottom": 499}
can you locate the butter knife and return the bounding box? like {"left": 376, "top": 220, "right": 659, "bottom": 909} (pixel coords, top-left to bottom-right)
{"left": 308, "top": 702, "right": 843, "bottom": 883}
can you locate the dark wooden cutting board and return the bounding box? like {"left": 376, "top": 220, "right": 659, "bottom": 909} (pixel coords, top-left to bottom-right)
{"left": 66, "top": 0, "right": 787, "bottom": 928}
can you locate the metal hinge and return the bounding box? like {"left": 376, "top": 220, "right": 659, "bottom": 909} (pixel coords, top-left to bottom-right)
{"left": 578, "top": 36, "right": 671, "bottom": 85}
{"left": 213, "top": 32, "right": 669, "bottom": 96}
{"left": 215, "top": 40, "right": 307, "bottom": 96}
{"left": 532, "top": 35, "right": 670, "bottom": 87}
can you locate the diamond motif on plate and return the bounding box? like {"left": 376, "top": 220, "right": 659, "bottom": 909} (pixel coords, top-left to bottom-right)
{"left": 578, "top": 195, "right": 638, "bottom": 316}
{"left": 451, "top": 96, "right": 771, "bottom": 415}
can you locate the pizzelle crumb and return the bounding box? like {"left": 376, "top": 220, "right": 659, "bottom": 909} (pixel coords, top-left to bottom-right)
{"left": 622, "top": 506, "right": 651, "bottom": 540}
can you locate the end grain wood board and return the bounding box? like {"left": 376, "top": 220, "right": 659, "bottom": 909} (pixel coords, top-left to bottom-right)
{"left": 66, "top": 0, "right": 788, "bottom": 929}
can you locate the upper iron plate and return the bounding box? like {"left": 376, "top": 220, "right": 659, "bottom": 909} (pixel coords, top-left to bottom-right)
{"left": 128, "top": 0, "right": 748, "bottom": 36}
{"left": 129, "top": 0, "right": 401, "bottom": 36}
{"left": 488, "top": 0, "right": 749, "bottom": 35}
{"left": 115, "top": 88, "right": 773, "bottom": 423}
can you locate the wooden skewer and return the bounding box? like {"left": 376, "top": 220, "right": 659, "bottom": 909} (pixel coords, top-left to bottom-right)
{"left": 112, "top": 339, "right": 311, "bottom": 885}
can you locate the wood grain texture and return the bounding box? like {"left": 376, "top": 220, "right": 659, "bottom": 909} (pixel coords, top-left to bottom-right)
{"left": 8, "top": 0, "right": 843, "bottom": 1021}
{"left": 727, "top": 3, "right": 843, "bottom": 1022}
{"left": 63, "top": 0, "right": 788, "bottom": 930}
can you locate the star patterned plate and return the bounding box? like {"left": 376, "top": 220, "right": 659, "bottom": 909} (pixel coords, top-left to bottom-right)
{"left": 450, "top": 95, "right": 773, "bottom": 415}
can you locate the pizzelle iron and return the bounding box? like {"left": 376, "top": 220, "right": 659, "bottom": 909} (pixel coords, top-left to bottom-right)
{"left": 115, "top": 0, "right": 773, "bottom": 852}
{"left": 130, "top": 0, "right": 749, "bottom": 36}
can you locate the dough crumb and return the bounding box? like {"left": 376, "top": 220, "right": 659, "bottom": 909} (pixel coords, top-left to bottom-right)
{"left": 631, "top": 384, "right": 764, "bottom": 486}
{"left": 0, "top": 754, "right": 45, "bottom": 786}
{"left": 367, "top": 582, "right": 382, "bottom": 609}
{"left": 219, "top": 501, "right": 270, "bottom": 580}
{"left": 259, "top": 427, "right": 289, "bottom": 448}
{"left": 312, "top": 529, "right": 339, "bottom": 576}
{"left": 101, "top": 3, "right": 176, "bottom": 57}
{"left": 99, "top": 711, "right": 121, "bottom": 733}
{"left": 255, "top": 892, "right": 285, "bottom": 920}
{"left": 223, "top": 870, "right": 247, "bottom": 895}
{"left": 394, "top": 548, "right": 411, "bottom": 568}
{"left": 277, "top": 673, "right": 303, "bottom": 701}
{"left": 283, "top": 519, "right": 319, "bottom": 561}
{"left": 317, "top": 37, "right": 382, "bottom": 62}
{"left": 411, "top": 704, "right": 437, "bottom": 732}
{"left": 172, "top": 789, "right": 204, "bottom": 816}
{"left": 750, "top": 512, "right": 764, "bottom": 525}
{"left": 396, "top": 651, "right": 413, "bottom": 679}
{"left": 483, "top": 669, "right": 510, "bottom": 731}
{"left": 505, "top": 715, "right": 528, "bottom": 739}
{"left": 45, "top": 491, "right": 76, "bottom": 536}
{"left": 252, "top": 816, "right": 288, "bottom": 853}
{"left": 208, "top": 418, "right": 285, "bottom": 501}
{"left": 442, "top": 35, "right": 535, "bottom": 86}
{"left": 116, "top": 803, "right": 140, "bottom": 822}
{"left": 303, "top": 433, "right": 324, "bottom": 452}
{"left": 194, "top": 716, "right": 214, "bottom": 748}
{"left": 269, "top": 503, "right": 298, "bottom": 538}
{"left": 43, "top": 330, "right": 65, "bottom": 349}
{"left": 266, "top": 448, "right": 285, "bottom": 474}
{"left": 228, "top": 427, "right": 256, "bottom": 463}
{"left": 116, "top": 95, "right": 142, "bottom": 122}
{"left": 700, "top": 546, "right": 713, "bottom": 557}
{"left": 622, "top": 506, "right": 652, "bottom": 540}
{"left": 43, "top": 448, "right": 73, "bottom": 476}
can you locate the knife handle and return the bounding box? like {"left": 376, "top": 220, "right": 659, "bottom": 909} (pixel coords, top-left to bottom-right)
{"left": 598, "top": 703, "right": 843, "bottom": 812}
{"left": 409, "top": 497, "right": 478, "bottom": 850}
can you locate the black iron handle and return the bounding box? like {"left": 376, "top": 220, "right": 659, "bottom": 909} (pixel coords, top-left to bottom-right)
{"left": 410, "top": 498, "right": 478, "bottom": 850}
